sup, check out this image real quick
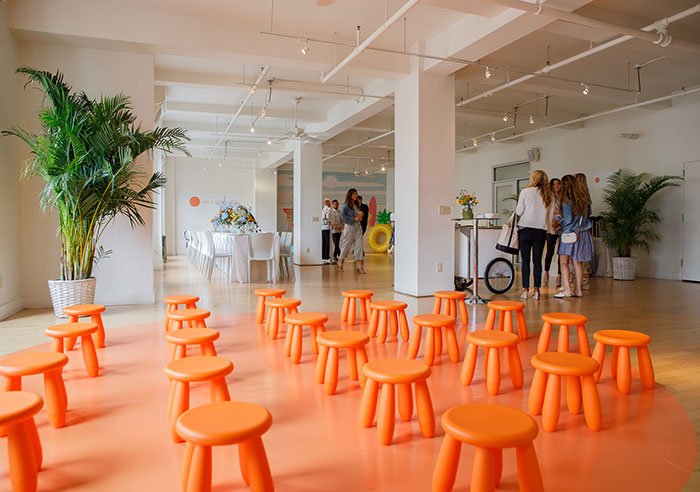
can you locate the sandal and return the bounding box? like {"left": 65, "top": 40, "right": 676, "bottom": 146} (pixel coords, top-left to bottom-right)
{"left": 554, "top": 291, "right": 573, "bottom": 299}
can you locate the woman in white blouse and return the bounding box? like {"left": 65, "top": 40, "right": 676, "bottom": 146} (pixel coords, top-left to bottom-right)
{"left": 515, "top": 170, "right": 552, "bottom": 300}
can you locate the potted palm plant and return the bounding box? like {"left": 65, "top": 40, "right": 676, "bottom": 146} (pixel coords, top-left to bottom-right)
{"left": 3, "top": 67, "right": 189, "bottom": 316}
{"left": 600, "top": 168, "right": 682, "bottom": 280}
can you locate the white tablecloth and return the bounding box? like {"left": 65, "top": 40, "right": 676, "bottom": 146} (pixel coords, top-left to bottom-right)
{"left": 592, "top": 237, "right": 613, "bottom": 277}
{"left": 213, "top": 233, "right": 281, "bottom": 283}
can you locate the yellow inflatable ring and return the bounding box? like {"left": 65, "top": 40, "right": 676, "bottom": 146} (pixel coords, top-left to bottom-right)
{"left": 368, "top": 224, "right": 393, "bottom": 253}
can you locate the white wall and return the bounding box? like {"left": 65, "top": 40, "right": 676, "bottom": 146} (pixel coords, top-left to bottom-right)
{"left": 18, "top": 43, "right": 157, "bottom": 307}
{"left": 0, "top": 4, "right": 22, "bottom": 320}
{"left": 254, "top": 168, "right": 277, "bottom": 233}
{"left": 455, "top": 93, "right": 700, "bottom": 280}
{"left": 164, "top": 157, "right": 256, "bottom": 254}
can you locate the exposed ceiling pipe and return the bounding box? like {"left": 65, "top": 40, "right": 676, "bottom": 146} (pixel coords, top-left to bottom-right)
{"left": 456, "top": 85, "right": 700, "bottom": 152}
{"left": 484, "top": 0, "right": 700, "bottom": 53}
{"left": 322, "top": 130, "right": 395, "bottom": 161}
{"left": 320, "top": 0, "right": 423, "bottom": 83}
{"left": 208, "top": 66, "right": 270, "bottom": 160}
{"left": 458, "top": 4, "right": 700, "bottom": 107}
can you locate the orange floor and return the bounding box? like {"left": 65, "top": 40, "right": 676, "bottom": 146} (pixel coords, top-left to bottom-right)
{"left": 0, "top": 310, "right": 696, "bottom": 491}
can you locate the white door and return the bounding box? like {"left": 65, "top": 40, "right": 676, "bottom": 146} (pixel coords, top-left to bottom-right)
{"left": 682, "top": 161, "right": 700, "bottom": 281}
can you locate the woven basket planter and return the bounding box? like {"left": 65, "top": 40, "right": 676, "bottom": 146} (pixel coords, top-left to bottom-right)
{"left": 48, "top": 278, "right": 96, "bottom": 318}
{"left": 612, "top": 257, "right": 638, "bottom": 281}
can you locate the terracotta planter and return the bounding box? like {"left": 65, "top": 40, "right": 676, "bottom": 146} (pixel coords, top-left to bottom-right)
{"left": 47, "top": 277, "right": 96, "bottom": 318}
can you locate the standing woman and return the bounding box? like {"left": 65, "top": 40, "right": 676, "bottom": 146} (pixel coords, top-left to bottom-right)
{"left": 544, "top": 177, "right": 562, "bottom": 286}
{"left": 555, "top": 174, "right": 593, "bottom": 298}
{"left": 338, "top": 188, "right": 366, "bottom": 273}
{"left": 575, "top": 173, "right": 593, "bottom": 289}
{"left": 515, "top": 170, "right": 552, "bottom": 300}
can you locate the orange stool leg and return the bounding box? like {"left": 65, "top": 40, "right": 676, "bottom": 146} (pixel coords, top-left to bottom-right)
{"left": 492, "top": 448, "right": 503, "bottom": 487}
{"left": 170, "top": 381, "right": 189, "bottom": 443}
{"left": 44, "top": 370, "right": 67, "bottom": 428}
{"left": 617, "top": 346, "right": 632, "bottom": 394}
{"left": 461, "top": 344, "right": 478, "bottom": 385}
{"left": 341, "top": 297, "right": 349, "bottom": 322}
{"left": 432, "top": 297, "right": 441, "bottom": 314}
{"left": 504, "top": 311, "right": 514, "bottom": 334}
{"left": 471, "top": 446, "right": 496, "bottom": 492}
{"left": 267, "top": 307, "right": 277, "bottom": 337}
{"left": 92, "top": 314, "right": 106, "bottom": 348}
{"left": 284, "top": 323, "right": 294, "bottom": 357}
{"left": 528, "top": 370, "right": 547, "bottom": 415}
{"left": 497, "top": 312, "right": 505, "bottom": 332}
{"left": 557, "top": 325, "right": 569, "bottom": 353}
{"left": 8, "top": 421, "right": 39, "bottom": 492}
{"left": 5, "top": 376, "right": 21, "bottom": 391}
{"left": 398, "top": 311, "right": 410, "bottom": 342}
{"left": 566, "top": 375, "right": 582, "bottom": 415}
{"left": 186, "top": 444, "right": 212, "bottom": 492}
{"left": 577, "top": 324, "right": 590, "bottom": 356}
{"left": 25, "top": 419, "right": 42, "bottom": 470}
{"left": 174, "top": 345, "right": 186, "bottom": 360}
{"left": 415, "top": 380, "right": 435, "bottom": 438}
{"left": 434, "top": 327, "right": 443, "bottom": 357}
{"left": 239, "top": 437, "right": 274, "bottom": 492}
{"left": 165, "top": 304, "right": 173, "bottom": 332}
{"left": 181, "top": 441, "right": 195, "bottom": 491}
{"left": 365, "top": 299, "right": 372, "bottom": 321}
{"left": 291, "top": 325, "right": 302, "bottom": 364}
{"left": 377, "top": 383, "right": 396, "bottom": 445}
{"left": 347, "top": 348, "right": 358, "bottom": 381}
{"left": 542, "top": 373, "right": 561, "bottom": 431}
{"left": 325, "top": 347, "right": 339, "bottom": 395}
{"left": 202, "top": 341, "right": 217, "bottom": 357}
{"left": 446, "top": 300, "right": 455, "bottom": 318}
{"left": 378, "top": 311, "right": 388, "bottom": 343}
{"left": 458, "top": 300, "right": 468, "bottom": 325}
{"left": 348, "top": 298, "right": 356, "bottom": 326}
{"left": 445, "top": 326, "right": 459, "bottom": 363}
{"left": 211, "top": 378, "right": 230, "bottom": 402}
{"left": 486, "top": 346, "right": 501, "bottom": 395}
{"left": 360, "top": 379, "right": 379, "bottom": 427}
{"left": 368, "top": 309, "right": 379, "bottom": 338}
{"left": 389, "top": 311, "right": 399, "bottom": 339}
{"left": 610, "top": 346, "right": 619, "bottom": 380}
{"left": 315, "top": 345, "right": 329, "bottom": 384}
{"left": 537, "top": 322, "right": 552, "bottom": 353}
{"left": 484, "top": 309, "right": 495, "bottom": 331}
{"left": 581, "top": 375, "right": 602, "bottom": 431}
{"left": 508, "top": 346, "right": 524, "bottom": 389}
{"left": 516, "top": 311, "right": 528, "bottom": 340}
{"left": 432, "top": 434, "right": 461, "bottom": 492}
{"left": 81, "top": 335, "right": 100, "bottom": 377}
{"left": 356, "top": 347, "right": 368, "bottom": 388}
{"left": 591, "top": 342, "right": 606, "bottom": 382}
{"left": 397, "top": 383, "right": 413, "bottom": 422}
{"left": 408, "top": 325, "right": 423, "bottom": 359}
{"left": 359, "top": 298, "right": 368, "bottom": 322}
{"left": 309, "top": 325, "right": 319, "bottom": 355}
{"left": 516, "top": 443, "right": 544, "bottom": 492}
{"left": 638, "top": 346, "right": 655, "bottom": 389}
{"left": 423, "top": 327, "right": 435, "bottom": 366}
{"left": 256, "top": 296, "right": 265, "bottom": 324}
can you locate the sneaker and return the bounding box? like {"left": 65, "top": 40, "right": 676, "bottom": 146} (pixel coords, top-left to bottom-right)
{"left": 554, "top": 291, "right": 573, "bottom": 299}
{"left": 533, "top": 291, "right": 540, "bottom": 300}
{"left": 322, "top": 259, "right": 330, "bottom": 264}
{"left": 520, "top": 290, "right": 528, "bottom": 300}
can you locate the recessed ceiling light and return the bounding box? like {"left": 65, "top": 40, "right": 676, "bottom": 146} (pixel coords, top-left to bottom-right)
{"left": 258, "top": 150, "right": 263, "bottom": 157}
{"left": 261, "top": 108, "right": 266, "bottom": 118}
{"left": 267, "top": 139, "right": 272, "bottom": 145}
{"left": 529, "top": 114, "right": 535, "bottom": 125}
{"left": 582, "top": 83, "right": 590, "bottom": 95}
{"left": 301, "top": 39, "right": 310, "bottom": 55}
{"left": 485, "top": 66, "right": 492, "bottom": 79}
{"left": 250, "top": 125, "right": 255, "bottom": 133}
{"left": 502, "top": 113, "right": 508, "bottom": 122}
{"left": 249, "top": 87, "right": 256, "bottom": 94}
{"left": 381, "top": 165, "right": 386, "bottom": 171}
{"left": 472, "top": 138, "right": 478, "bottom": 147}
{"left": 490, "top": 133, "right": 496, "bottom": 141}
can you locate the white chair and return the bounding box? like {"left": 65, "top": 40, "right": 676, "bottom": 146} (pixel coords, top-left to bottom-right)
{"left": 246, "top": 232, "right": 276, "bottom": 283}
{"left": 279, "top": 232, "right": 295, "bottom": 282}
{"left": 203, "top": 231, "right": 233, "bottom": 282}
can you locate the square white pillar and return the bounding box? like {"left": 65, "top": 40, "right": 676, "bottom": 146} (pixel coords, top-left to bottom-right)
{"left": 394, "top": 63, "right": 456, "bottom": 296}
{"left": 292, "top": 141, "right": 322, "bottom": 265}
{"left": 254, "top": 167, "right": 277, "bottom": 232}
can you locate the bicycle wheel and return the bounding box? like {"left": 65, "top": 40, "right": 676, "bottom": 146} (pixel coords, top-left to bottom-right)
{"left": 484, "top": 258, "right": 515, "bottom": 294}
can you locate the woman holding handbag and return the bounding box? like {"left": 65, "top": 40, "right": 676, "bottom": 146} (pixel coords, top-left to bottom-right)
{"left": 555, "top": 174, "right": 593, "bottom": 298}
{"left": 515, "top": 169, "right": 552, "bottom": 300}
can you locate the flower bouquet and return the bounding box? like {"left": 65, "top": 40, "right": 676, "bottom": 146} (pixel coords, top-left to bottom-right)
{"left": 211, "top": 200, "right": 260, "bottom": 234}
{"left": 456, "top": 191, "right": 478, "bottom": 219}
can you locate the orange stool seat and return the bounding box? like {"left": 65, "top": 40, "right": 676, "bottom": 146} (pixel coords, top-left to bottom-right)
{"left": 0, "top": 352, "right": 69, "bottom": 428}
{"left": 166, "top": 328, "right": 220, "bottom": 362}
{"left": 165, "top": 355, "right": 233, "bottom": 443}
{"left": 341, "top": 290, "right": 374, "bottom": 326}
{"left": 461, "top": 330, "right": 523, "bottom": 396}
{"left": 360, "top": 358, "right": 435, "bottom": 445}
{"left": 538, "top": 312, "right": 589, "bottom": 355}
{"left": 284, "top": 312, "right": 328, "bottom": 364}
{"left": 368, "top": 300, "right": 409, "bottom": 343}
{"left": 166, "top": 308, "right": 211, "bottom": 332}
{"left": 528, "top": 352, "right": 601, "bottom": 432}
{"left": 592, "top": 329, "right": 654, "bottom": 394}
{"left": 164, "top": 295, "right": 200, "bottom": 332}
{"left": 265, "top": 297, "right": 301, "bottom": 339}
{"left": 408, "top": 314, "right": 459, "bottom": 366}
{"left": 433, "top": 291, "right": 469, "bottom": 325}
{"left": 254, "top": 288, "right": 286, "bottom": 324}
{"left": 484, "top": 300, "right": 528, "bottom": 340}
{"left": 315, "top": 330, "right": 370, "bottom": 395}
{"left": 62, "top": 303, "right": 106, "bottom": 350}
{"left": 0, "top": 391, "right": 44, "bottom": 492}
{"left": 432, "top": 403, "right": 543, "bottom": 492}
{"left": 45, "top": 322, "right": 100, "bottom": 377}
{"left": 176, "top": 401, "right": 273, "bottom": 492}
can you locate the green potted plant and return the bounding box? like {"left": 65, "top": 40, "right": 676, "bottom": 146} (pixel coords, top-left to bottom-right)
{"left": 3, "top": 67, "right": 189, "bottom": 316}
{"left": 600, "top": 168, "right": 682, "bottom": 280}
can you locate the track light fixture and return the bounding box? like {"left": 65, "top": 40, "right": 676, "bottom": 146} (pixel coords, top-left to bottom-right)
{"left": 485, "top": 66, "right": 492, "bottom": 79}
{"left": 502, "top": 113, "right": 509, "bottom": 122}
{"left": 301, "top": 39, "right": 310, "bottom": 55}
{"left": 267, "top": 139, "right": 272, "bottom": 145}
{"left": 381, "top": 165, "right": 386, "bottom": 171}
{"left": 581, "top": 83, "right": 590, "bottom": 95}
{"left": 491, "top": 133, "right": 496, "bottom": 142}
{"left": 258, "top": 150, "right": 263, "bottom": 157}
{"left": 365, "top": 169, "right": 369, "bottom": 175}
{"left": 250, "top": 125, "right": 255, "bottom": 133}
{"left": 529, "top": 114, "right": 535, "bottom": 125}
{"left": 249, "top": 87, "right": 256, "bottom": 94}
{"left": 472, "top": 138, "right": 478, "bottom": 147}
{"left": 261, "top": 108, "right": 266, "bottom": 118}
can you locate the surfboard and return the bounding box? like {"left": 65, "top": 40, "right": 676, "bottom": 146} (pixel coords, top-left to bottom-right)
{"left": 368, "top": 197, "right": 377, "bottom": 227}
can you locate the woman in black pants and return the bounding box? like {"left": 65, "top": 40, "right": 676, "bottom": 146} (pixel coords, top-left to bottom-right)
{"left": 544, "top": 177, "right": 562, "bottom": 286}
{"left": 515, "top": 170, "right": 552, "bottom": 300}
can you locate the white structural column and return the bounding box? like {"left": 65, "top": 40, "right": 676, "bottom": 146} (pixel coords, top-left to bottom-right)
{"left": 292, "top": 141, "right": 323, "bottom": 265}
{"left": 254, "top": 168, "right": 277, "bottom": 232}
{"left": 394, "top": 59, "right": 456, "bottom": 296}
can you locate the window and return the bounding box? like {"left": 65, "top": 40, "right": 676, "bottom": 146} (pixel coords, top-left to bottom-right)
{"left": 492, "top": 161, "right": 530, "bottom": 222}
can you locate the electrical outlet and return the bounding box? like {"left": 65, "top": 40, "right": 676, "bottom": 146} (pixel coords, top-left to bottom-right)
{"left": 438, "top": 205, "right": 451, "bottom": 215}
{"left": 312, "top": 216, "right": 320, "bottom": 222}
{"left": 436, "top": 263, "right": 443, "bottom": 272}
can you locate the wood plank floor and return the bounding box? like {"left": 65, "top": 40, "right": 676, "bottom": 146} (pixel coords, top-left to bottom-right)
{"left": 1, "top": 254, "right": 698, "bottom": 490}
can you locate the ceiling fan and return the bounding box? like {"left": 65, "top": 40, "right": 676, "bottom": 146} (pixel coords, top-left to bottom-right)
{"left": 277, "top": 96, "right": 324, "bottom": 143}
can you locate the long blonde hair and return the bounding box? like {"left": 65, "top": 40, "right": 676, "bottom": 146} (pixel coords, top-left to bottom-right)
{"left": 528, "top": 169, "right": 552, "bottom": 207}
{"left": 562, "top": 174, "right": 591, "bottom": 216}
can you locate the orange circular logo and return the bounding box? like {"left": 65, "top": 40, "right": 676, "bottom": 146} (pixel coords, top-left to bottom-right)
{"left": 189, "top": 196, "right": 201, "bottom": 207}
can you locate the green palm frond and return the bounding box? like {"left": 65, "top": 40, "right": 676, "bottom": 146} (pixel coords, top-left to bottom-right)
{"left": 2, "top": 67, "right": 190, "bottom": 280}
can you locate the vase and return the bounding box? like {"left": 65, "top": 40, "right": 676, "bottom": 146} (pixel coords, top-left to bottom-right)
{"left": 462, "top": 208, "right": 474, "bottom": 220}
{"left": 48, "top": 277, "right": 97, "bottom": 318}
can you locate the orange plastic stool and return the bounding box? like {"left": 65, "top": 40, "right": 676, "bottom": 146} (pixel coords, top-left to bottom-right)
{"left": 461, "top": 331, "right": 523, "bottom": 396}
{"left": 528, "top": 352, "right": 601, "bottom": 432}
{"left": 45, "top": 322, "right": 100, "bottom": 377}
{"left": 0, "top": 392, "right": 44, "bottom": 492}
{"left": 537, "top": 312, "right": 590, "bottom": 355}
{"left": 254, "top": 288, "right": 286, "bottom": 324}
{"left": 165, "top": 355, "right": 233, "bottom": 443}
{"left": 484, "top": 300, "right": 528, "bottom": 340}
{"left": 176, "top": 401, "right": 273, "bottom": 492}
{"left": 360, "top": 358, "right": 435, "bottom": 445}
{"left": 408, "top": 314, "right": 459, "bottom": 366}
{"left": 265, "top": 297, "right": 301, "bottom": 339}
{"left": 63, "top": 304, "right": 107, "bottom": 350}
{"left": 592, "top": 329, "right": 655, "bottom": 394}
{"left": 284, "top": 312, "right": 328, "bottom": 364}
{"left": 166, "top": 309, "right": 211, "bottom": 332}
{"left": 432, "top": 403, "right": 543, "bottom": 492}
{"left": 0, "top": 352, "right": 69, "bottom": 428}
{"left": 433, "top": 291, "right": 469, "bottom": 325}
{"left": 164, "top": 295, "right": 200, "bottom": 332}
{"left": 166, "top": 328, "right": 220, "bottom": 362}
{"left": 341, "top": 290, "right": 374, "bottom": 326}
{"left": 315, "top": 330, "right": 370, "bottom": 395}
{"left": 368, "top": 300, "right": 409, "bottom": 343}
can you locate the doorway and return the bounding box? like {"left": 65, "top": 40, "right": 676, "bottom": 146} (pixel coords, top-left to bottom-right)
{"left": 682, "top": 160, "right": 700, "bottom": 282}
